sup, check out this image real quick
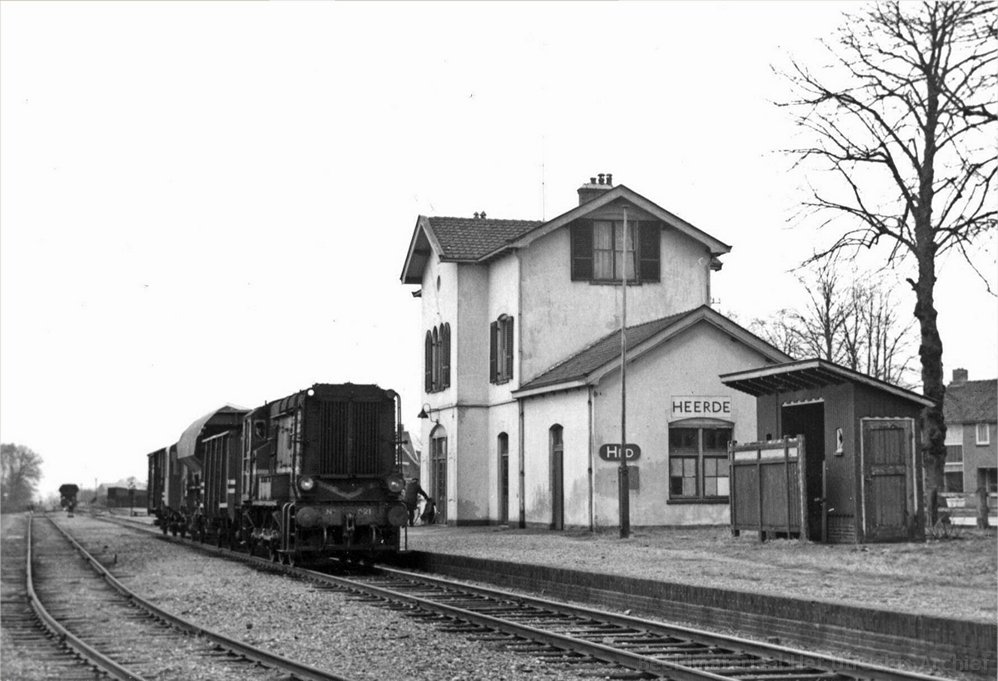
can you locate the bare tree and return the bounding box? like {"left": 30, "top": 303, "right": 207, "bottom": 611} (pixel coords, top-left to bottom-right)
{"left": 781, "top": 1, "right": 997, "bottom": 522}
{"left": 1, "top": 443, "right": 44, "bottom": 511}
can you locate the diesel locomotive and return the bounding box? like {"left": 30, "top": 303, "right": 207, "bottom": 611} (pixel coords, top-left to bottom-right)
{"left": 148, "top": 383, "right": 408, "bottom": 563}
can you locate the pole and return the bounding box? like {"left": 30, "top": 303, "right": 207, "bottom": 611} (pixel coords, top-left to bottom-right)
{"left": 618, "top": 208, "right": 630, "bottom": 539}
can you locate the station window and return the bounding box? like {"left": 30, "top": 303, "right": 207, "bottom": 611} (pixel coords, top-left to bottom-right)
{"left": 424, "top": 323, "right": 450, "bottom": 393}
{"left": 490, "top": 315, "right": 514, "bottom": 384}
{"left": 668, "top": 425, "right": 732, "bottom": 502}
{"left": 570, "top": 219, "right": 660, "bottom": 283}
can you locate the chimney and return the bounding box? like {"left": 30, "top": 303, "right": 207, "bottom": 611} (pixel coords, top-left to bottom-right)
{"left": 577, "top": 172, "right": 614, "bottom": 205}
{"left": 952, "top": 368, "right": 969, "bottom": 385}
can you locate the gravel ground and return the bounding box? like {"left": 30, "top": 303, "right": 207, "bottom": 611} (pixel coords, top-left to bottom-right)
{"left": 404, "top": 523, "right": 998, "bottom": 623}
{"left": 33, "top": 514, "right": 619, "bottom": 681}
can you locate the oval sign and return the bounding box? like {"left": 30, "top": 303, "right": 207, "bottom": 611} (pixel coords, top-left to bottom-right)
{"left": 598, "top": 443, "right": 641, "bottom": 461}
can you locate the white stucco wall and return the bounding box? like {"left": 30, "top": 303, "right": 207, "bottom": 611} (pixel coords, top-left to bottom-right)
{"left": 592, "top": 322, "right": 771, "bottom": 526}
{"left": 487, "top": 401, "right": 520, "bottom": 523}
{"left": 487, "top": 253, "right": 521, "bottom": 402}
{"left": 457, "top": 264, "right": 490, "bottom": 405}
{"left": 520, "top": 389, "right": 592, "bottom": 527}
{"left": 518, "top": 223, "right": 711, "bottom": 385}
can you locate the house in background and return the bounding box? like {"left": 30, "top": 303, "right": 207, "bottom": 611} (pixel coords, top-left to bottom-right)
{"left": 400, "top": 174, "right": 788, "bottom": 528}
{"left": 943, "top": 369, "right": 997, "bottom": 510}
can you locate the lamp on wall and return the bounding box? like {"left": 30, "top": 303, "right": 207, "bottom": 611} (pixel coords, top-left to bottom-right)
{"left": 418, "top": 403, "right": 440, "bottom": 425}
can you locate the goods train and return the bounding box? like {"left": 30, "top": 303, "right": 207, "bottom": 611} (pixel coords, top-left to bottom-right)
{"left": 147, "top": 383, "right": 408, "bottom": 564}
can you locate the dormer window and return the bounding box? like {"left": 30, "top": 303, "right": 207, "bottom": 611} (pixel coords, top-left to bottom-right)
{"left": 571, "top": 219, "right": 660, "bottom": 283}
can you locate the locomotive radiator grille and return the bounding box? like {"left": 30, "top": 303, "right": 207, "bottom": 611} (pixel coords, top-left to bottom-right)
{"left": 318, "top": 399, "right": 383, "bottom": 475}
{"left": 352, "top": 401, "right": 380, "bottom": 475}
{"left": 319, "top": 401, "right": 350, "bottom": 475}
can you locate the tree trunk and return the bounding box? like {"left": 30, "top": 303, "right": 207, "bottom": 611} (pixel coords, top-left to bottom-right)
{"left": 913, "top": 257, "right": 946, "bottom": 528}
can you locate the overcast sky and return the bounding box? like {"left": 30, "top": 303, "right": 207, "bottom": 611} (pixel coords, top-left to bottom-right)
{"left": 2, "top": 2, "right": 995, "bottom": 501}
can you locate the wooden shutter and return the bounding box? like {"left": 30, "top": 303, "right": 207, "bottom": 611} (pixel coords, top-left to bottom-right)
{"left": 504, "top": 317, "right": 514, "bottom": 382}
{"left": 441, "top": 323, "right": 451, "bottom": 389}
{"left": 570, "top": 220, "right": 594, "bottom": 281}
{"left": 639, "top": 221, "right": 660, "bottom": 282}
{"left": 424, "top": 331, "right": 433, "bottom": 392}
{"left": 489, "top": 321, "right": 498, "bottom": 383}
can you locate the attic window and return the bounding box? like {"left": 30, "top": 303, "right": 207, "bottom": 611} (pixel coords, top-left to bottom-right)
{"left": 571, "top": 219, "right": 660, "bottom": 283}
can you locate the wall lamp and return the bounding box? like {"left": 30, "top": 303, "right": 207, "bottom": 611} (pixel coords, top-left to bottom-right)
{"left": 417, "top": 403, "right": 439, "bottom": 424}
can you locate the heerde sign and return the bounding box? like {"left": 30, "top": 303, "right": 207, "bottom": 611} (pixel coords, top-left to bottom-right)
{"left": 671, "top": 396, "right": 732, "bottom": 418}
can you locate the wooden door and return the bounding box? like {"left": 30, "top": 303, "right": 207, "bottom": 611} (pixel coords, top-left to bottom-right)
{"left": 862, "top": 419, "right": 913, "bottom": 541}
{"left": 550, "top": 426, "right": 564, "bottom": 530}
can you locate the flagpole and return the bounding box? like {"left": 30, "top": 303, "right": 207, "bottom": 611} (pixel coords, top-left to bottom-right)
{"left": 619, "top": 207, "right": 630, "bottom": 539}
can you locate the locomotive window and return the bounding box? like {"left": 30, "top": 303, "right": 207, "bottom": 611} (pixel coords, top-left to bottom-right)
{"left": 253, "top": 420, "right": 267, "bottom": 439}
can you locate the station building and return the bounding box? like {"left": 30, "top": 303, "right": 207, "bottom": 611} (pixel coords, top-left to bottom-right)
{"left": 399, "top": 176, "right": 789, "bottom": 527}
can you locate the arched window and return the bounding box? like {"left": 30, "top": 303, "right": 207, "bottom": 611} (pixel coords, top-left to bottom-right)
{"left": 430, "top": 425, "right": 448, "bottom": 523}
{"left": 425, "top": 324, "right": 451, "bottom": 393}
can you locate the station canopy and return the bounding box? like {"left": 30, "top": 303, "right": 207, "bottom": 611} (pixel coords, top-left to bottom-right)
{"left": 720, "top": 359, "right": 933, "bottom": 408}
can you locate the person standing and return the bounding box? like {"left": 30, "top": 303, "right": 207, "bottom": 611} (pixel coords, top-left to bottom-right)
{"left": 403, "top": 478, "right": 430, "bottom": 526}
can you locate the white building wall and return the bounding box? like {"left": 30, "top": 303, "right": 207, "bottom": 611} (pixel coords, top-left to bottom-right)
{"left": 487, "top": 401, "right": 519, "bottom": 523}
{"left": 521, "top": 389, "right": 592, "bottom": 527}
{"left": 592, "top": 323, "right": 770, "bottom": 526}
{"left": 518, "top": 225, "right": 711, "bottom": 385}
{"left": 457, "top": 264, "right": 490, "bottom": 405}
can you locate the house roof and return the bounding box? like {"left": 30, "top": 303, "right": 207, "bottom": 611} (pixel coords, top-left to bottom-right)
{"left": 399, "top": 183, "right": 730, "bottom": 284}
{"left": 720, "top": 359, "right": 934, "bottom": 408}
{"left": 944, "top": 379, "right": 997, "bottom": 424}
{"left": 513, "top": 305, "right": 790, "bottom": 398}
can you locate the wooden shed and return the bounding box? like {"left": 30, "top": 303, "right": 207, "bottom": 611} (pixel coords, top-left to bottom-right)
{"left": 720, "top": 359, "right": 933, "bottom": 543}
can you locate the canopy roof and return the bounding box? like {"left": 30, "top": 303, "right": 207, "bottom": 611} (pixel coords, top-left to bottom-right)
{"left": 720, "top": 359, "right": 933, "bottom": 408}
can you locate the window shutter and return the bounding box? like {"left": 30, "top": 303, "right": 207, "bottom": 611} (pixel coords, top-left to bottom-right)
{"left": 441, "top": 323, "right": 451, "bottom": 389}
{"left": 424, "top": 331, "right": 433, "bottom": 393}
{"left": 504, "top": 317, "right": 514, "bottom": 382}
{"left": 570, "top": 220, "right": 594, "bottom": 281}
{"left": 639, "top": 221, "right": 660, "bottom": 282}
{"left": 431, "top": 327, "right": 440, "bottom": 391}
{"left": 489, "top": 321, "right": 498, "bottom": 384}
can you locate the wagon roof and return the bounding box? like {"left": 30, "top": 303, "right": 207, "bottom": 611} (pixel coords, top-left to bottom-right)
{"left": 176, "top": 404, "right": 248, "bottom": 460}
{"left": 720, "top": 359, "right": 934, "bottom": 407}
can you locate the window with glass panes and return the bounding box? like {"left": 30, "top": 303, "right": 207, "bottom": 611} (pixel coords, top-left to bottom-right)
{"left": 668, "top": 425, "right": 732, "bottom": 501}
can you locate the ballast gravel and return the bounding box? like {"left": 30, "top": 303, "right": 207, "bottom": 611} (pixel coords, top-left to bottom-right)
{"left": 43, "top": 515, "right": 608, "bottom": 681}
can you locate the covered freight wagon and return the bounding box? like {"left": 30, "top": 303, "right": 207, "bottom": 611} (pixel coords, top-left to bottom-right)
{"left": 721, "top": 359, "right": 932, "bottom": 543}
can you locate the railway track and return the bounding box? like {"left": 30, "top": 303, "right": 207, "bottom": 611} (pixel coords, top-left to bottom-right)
{"left": 1, "top": 513, "right": 115, "bottom": 680}
{"left": 26, "top": 513, "right": 354, "bottom": 681}
{"left": 98, "top": 512, "right": 957, "bottom": 681}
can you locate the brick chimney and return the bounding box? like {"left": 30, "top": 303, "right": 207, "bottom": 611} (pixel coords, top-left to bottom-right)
{"left": 577, "top": 172, "right": 614, "bottom": 205}
{"left": 952, "top": 368, "right": 969, "bottom": 385}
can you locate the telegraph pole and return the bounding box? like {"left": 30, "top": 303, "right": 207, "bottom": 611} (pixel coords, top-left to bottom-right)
{"left": 618, "top": 207, "right": 630, "bottom": 539}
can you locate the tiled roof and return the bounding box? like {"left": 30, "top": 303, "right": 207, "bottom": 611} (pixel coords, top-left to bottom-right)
{"left": 519, "top": 310, "right": 693, "bottom": 392}
{"left": 944, "top": 379, "right": 997, "bottom": 423}
{"left": 427, "top": 217, "right": 543, "bottom": 261}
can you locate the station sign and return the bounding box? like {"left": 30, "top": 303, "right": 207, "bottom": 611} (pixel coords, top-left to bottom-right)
{"left": 671, "top": 396, "right": 732, "bottom": 419}
{"left": 598, "top": 443, "right": 641, "bottom": 461}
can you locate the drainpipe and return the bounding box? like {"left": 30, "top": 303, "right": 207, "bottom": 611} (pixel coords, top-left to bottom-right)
{"left": 516, "top": 249, "right": 526, "bottom": 529}
{"left": 588, "top": 385, "right": 595, "bottom": 531}
{"left": 518, "top": 398, "right": 526, "bottom": 528}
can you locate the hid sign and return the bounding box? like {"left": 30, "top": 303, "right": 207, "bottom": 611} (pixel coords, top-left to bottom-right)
{"left": 599, "top": 444, "right": 641, "bottom": 461}
{"left": 671, "top": 396, "right": 732, "bottom": 418}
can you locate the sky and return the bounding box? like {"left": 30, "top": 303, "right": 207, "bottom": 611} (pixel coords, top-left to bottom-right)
{"left": 2, "top": 2, "right": 995, "bottom": 501}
